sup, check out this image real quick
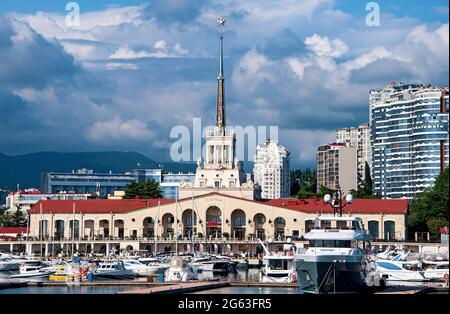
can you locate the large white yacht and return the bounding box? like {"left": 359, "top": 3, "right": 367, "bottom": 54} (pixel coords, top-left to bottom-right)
{"left": 259, "top": 239, "right": 297, "bottom": 283}
{"left": 294, "top": 214, "right": 372, "bottom": 293}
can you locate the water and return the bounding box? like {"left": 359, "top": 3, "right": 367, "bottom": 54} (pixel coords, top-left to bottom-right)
{"left": 0, "top": 285, "right": 145, "bottom": 294}
{"left": 192, "top": 287, "right": 301, "bottom": 294}
{"left": 0, "top": 269, "right": 280, "bottom": 294}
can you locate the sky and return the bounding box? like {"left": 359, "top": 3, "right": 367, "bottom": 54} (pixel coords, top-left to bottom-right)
{"left": 0, "top": 0, "right": 448, "bottom": 169}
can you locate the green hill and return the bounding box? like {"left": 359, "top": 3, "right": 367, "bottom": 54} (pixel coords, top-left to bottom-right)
{"left": 0, "top": 151, "right": 196, "bottom": 189}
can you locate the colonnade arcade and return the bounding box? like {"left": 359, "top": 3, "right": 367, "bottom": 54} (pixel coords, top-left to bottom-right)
{"left": 33, "top": 208, "right": 399, "bottom": 241}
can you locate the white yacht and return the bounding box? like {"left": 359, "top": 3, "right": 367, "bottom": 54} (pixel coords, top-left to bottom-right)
{"left": 93, "top": 260, "right": 135, "bottom": 279}
{"left": 260, "top": 240, "right": 297, "bottom": 283}
{"left": 190, "top": 254, "right": 234, "bottom": 273}
{"left": 295, "top": 215, "right": 372, "bottom": 293}
{"left": 375, "top": 260, "right": 428, "bottom": 282}
{"left": 122, "top": 259, "right": 168, "bottom": 276}
{"left": 423, "top": 261, "right": 449, "bottom": 281}
{"left": 0, "top": 258, "right": 21, "bottom": 271}
{"left": 165, "top": 256, "right": 198, "bottom": 281}
{"left": 9, "top": 261, "right": 55, "bottom": 279}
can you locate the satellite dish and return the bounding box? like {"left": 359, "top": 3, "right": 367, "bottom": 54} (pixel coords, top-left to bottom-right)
{"left": 267, "top": 237, "right": 273, "bottom": 243}
{"left": 324, "top": 194, "right": 331, "bottom": 203}
{"left": 286, "top": 237, "right": 292, "bottom": 243}
{"left": 345, "top": 194, "right": 353, "bottom": 204}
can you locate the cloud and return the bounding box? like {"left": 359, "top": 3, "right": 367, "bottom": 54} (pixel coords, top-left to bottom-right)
{"left": 109, "top": 41, "right": 188, "bottom": 59}
{"left": 0, "top": 2, "right": 448, "bottom": 168}
{"left": 86, "top": 117, "right": 156, "bottom": 142}
{"left": 304, "top": 34, "right": 349, "bottom": 58}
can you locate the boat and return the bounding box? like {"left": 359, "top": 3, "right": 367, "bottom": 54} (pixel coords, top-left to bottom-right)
{"left": 375, "top": 260, "right": 428, "bottom": 281}
{"left": 92, "top": 260, "right": 135, "bottom": 279}
{"left": 260, "top": 240, "right": 297, "bottom": 283}
{"left": 190, "top": 254, "right": 235, "bottom": 273}
{"left": 164, "top": 256, "right": 198, "bottom": 281}
{"left": 423, "top": 261, "right": 449, "bottom": 281}
{"left": 9, "top": 261, "right": 55, "bottom": 279}
{"left": 294, "top": 215, "right": 372, "bottom": 294}
{"left": 122, "top": 259, "right": 168, "bottom": 276}
{"left": 0, "top": 258, "right": 21, "bottom": 271}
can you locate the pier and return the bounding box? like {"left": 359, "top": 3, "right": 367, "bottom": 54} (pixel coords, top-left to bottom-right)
{"left": 0, "top": 238, "right": 447, "bottom": 256}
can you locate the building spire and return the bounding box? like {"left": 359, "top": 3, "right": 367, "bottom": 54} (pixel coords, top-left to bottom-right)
{"left": 216, "top": 18, "right": 226, "bottom": 133}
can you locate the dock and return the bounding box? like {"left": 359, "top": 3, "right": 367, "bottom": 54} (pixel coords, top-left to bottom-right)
{"left": 117, "top": 281, "right": 230, "bottom": 294}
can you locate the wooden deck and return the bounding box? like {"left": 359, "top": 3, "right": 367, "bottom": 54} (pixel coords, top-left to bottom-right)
{"left": 117, "top": 281, "right": 230, "bottom": 294}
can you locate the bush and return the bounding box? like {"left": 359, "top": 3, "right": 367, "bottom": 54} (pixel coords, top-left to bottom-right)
{"left": 196, "top": 232, "right": 204, "bottom": 238}
{"left": 222, "top": 232, "right": 230, "bottom": 239}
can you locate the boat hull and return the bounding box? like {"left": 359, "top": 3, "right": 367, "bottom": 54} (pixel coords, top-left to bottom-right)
{"left": 296, "top": 255, "right": 366, "bottom": 294}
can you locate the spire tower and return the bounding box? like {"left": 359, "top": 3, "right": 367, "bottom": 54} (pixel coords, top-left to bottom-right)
{"left": 216, "top": 18, "right": 226, "bottom": 134}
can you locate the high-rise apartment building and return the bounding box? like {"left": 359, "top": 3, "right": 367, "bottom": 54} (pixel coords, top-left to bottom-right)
{"left": 253, "top": 140, "right": 291, "bottom": 199}
{"left": 316, "top": 143, "right": 357, "bottom": 195}
{"left": 336, "top": 124, "right": 371, "bottom": 183}
{"left": 370, "top": 82, "right": 449, "bottom": 199}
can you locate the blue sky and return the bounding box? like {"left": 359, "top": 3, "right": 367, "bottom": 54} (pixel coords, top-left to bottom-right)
{"left": 0, "top": 0, "right": 448, "bottom": 168}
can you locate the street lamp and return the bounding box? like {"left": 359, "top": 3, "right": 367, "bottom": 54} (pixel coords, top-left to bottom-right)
{"left": 323, "top": 186, "right": 353, "bottom": 217}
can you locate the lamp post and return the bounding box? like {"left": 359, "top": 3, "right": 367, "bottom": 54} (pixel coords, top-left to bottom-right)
{"left": 323, "top": 186, "right": 353, "bottom": 217}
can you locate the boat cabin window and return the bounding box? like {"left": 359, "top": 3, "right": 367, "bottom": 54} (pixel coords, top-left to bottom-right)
{"left": 437, "top": 264, "right": 449, "bottom": 270}
{"left": 268, "top": 259, "right": 289, "bottom": 270}
{"left": 309, "top": 240, "right": 352, "bottom": 248}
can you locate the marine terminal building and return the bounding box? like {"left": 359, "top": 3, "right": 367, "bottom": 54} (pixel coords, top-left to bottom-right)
{"left": 25, "top": 19, "right": 409, "bottom": 255}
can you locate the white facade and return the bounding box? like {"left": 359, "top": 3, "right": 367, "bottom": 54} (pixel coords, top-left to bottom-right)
{"left": 6, "top": 189, "right": 92, "bottom": 213}
{"left": 370, "top": 83, "right": 449, "bottom": 199}
{"left": 336, "top": 124, "right": 371, "bottom": 183}
{"left": 253, "top": 140, "right": 291, "bottom": 199}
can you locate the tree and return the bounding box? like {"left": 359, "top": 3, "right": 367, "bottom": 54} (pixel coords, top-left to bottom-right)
{"left": 123, "top": 179, "right": 163, "bottom": 199}
{"left": 291, "top": 169, "right": 317, "bottom": 196}
{"left": 409, "top": 168, "right": 449, "bottom": 240}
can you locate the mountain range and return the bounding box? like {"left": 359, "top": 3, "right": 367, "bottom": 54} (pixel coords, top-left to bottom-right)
{"left": 0, "top": 151, "right": 197, "bottom": 190}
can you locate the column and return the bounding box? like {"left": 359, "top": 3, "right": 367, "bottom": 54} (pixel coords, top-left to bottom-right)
{"left": 80, "top": 213, "right": 84, "bottom": 239}
{"left": 106, "top": 243, "right": 110, "bottom": 256}
{"left": 45, "top": 244, "right": 48, "bottom": 257}
{"left": 10, "top": 244, "right": 13, "bottom": 253}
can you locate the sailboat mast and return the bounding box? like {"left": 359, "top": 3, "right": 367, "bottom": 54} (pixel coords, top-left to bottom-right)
{"left": 175, "top": 190, "right": 178, "bottom": 255}
{"left": 155, "top": 199, "right": 160, "bottom": 256}
{"left": 192, "top": 192, "right": 195, "bottom": 255}
{"left": 72, "top": 202, "right": 75, "bottom": 257}
{"left": 39, "top": 202, "right": 43, "bottom": 259}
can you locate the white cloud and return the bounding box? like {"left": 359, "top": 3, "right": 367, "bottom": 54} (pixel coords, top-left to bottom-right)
{"left": 109, "top": 47, "right": 152, "bottom": 59}
{"left": 109, "top": 41, "right": 189, "bottom": 59}
{"left": 286, "top": 57, "right": 312, "bottom": 79}
{"left": 105, "top": 62, "right": 139, "bottom": 70}
{"left": 304, "top": 34, "right": 349, "bottom": 58}
{"left": 86, "top": 117, "right": 155, "bottom": 142}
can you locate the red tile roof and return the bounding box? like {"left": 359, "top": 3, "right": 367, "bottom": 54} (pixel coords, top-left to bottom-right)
{"left": 0, "top": 227, "right": 28, "bottom": 234}
{"left": 28, "top": 194, "right": 408, "bottom": 215}
{"left": 29, "top": 199, "right": 175, "bottom": 214}
{"left": 260, "top": 198, "right": 408, "bottom": 214}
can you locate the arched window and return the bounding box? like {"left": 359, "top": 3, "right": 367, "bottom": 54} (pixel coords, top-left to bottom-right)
{"left": 384, "top": 221, "right": 396, "bottom": 240}
{"left": 234, "top": 216, "right": 245, "bottom": 226}
{"left": 368, "top": 220, "right": 379, "bottom": 239}
{"left": 275, "top": 217, "right": 285, "bottom": 224}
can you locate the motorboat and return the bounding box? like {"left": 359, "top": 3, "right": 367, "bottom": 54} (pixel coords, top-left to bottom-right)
{"left": 375, "top": 260, "right": 428, "bottom": 281}
{"left": 122, "top": 259, "right": 168, "bottom": 276}
{"left": 422, "top": 261, "right": 449, "bottom": 281}
{"left": 294, "top": 215, "right": 372, "bottom": 293}
{"left": 260, "top": 240, "right": 297, "bottom": 283}
{"left": 190, "top": 254, "right": 234, "bottom": 273}
{"left": 93, "top": 260, "right": 135, "bottom": 279}
{"left": 0, "top": 258, "right": 21, "bottom": 271}
{"left": 164, "top": 256, "right": 198, "bottom": 281}
{"left": 9, "top": 261, "right": 55, "bottom": 279}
